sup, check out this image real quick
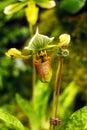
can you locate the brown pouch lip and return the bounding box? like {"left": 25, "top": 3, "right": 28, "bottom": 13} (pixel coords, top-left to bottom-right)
{"left": 33, "top": 56, "right": 51, "bottom": 64}
{"left": 33, "top": 57, "right": 52, "bottom": 82}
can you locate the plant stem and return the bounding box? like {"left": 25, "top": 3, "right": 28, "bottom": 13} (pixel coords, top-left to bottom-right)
{"left": 29, "top": 24, "right": 36, "bottom": 106}
{"left": 32, "top": 55, "right": 36, "bottom": 105}
{"left": 53, "top": 57, "right": 64, "bottom": 130}
{"left": 55, "top": 57, "right": 64, "bottom": 117}
{"left": 49, "top": 59, "right": 60, "bottom": 130}
{"left": 49, "top": 124, "right": 52, "bottom": 130}
{"left": 52, "top": 60, "right": 60, "bottom": 117}
{"left": 29, "top": 24, "right": 33, "bottom": 38}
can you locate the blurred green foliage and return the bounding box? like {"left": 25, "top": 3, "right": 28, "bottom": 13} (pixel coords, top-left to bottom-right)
{"left": 59, "top": 0, "right": 86, "bottom": 14}
{"left": 0, "top": 0, "right": 87, "bottom": 130}
{"left": 57, "top": 106, "right": 87, "bottom": 130}
{"left": 0, "top": 0, "right": 31, "bottom": 100}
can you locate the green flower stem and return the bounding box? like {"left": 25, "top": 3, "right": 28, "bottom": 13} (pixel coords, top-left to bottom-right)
{"left": 49, "top": 124, "right": 51, "bottom": 130}
{"left": 49, "top": 59, "right": 60, "bottom": 130}
{"left": 29, "top": 24, "right": 36, "bottom": 106}
{"left": 49, "top": 57, "right": 64, "bottom": 130}
{"left": 29, "top": 24, "right": 34, "bottom": 38}
{"left": 32, "top": 55, "right": 36, "bottom": 106}
{"left": 55, "top": 57, "right": 64, "bottom": 117}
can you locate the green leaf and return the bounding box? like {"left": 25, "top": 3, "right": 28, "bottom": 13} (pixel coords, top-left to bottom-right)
{"left": 25, "top": 28, "right": 54, "bottom": 51}
{"left": 58, "top": 82, "right": 79, "bottom": 119}
{"left": 59, "top": 0, "right": 86, "bottom": 14}
{"left": 59, "top": 106, "right": 87, "bottom": 130}
{"left": 0, "top": 108, "right": 25, "bottom": 130}
{"left": 16, "top": 81, "right": 50, "bottom": 130}
{"left": 15, "top": 94, "right": 40, "bottom": 130}
{"left": 16, "top": 94, "right": 33, "bottom": 118}
{"left": 4, "top": 2, "right": 28, "bottom": 15}
{"left": 34, "top": 80, "right": 50, "bottom": 117}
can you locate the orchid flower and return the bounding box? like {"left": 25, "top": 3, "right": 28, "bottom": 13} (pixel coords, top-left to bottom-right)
{"left": 4, "top": 0, "right": 56, "bottom": 25}
{"left": 5, "top": 29, "right": 70, "bottom": 82}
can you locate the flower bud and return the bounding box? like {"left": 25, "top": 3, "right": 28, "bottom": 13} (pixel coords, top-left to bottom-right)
{"left": 58, "top": 34, "right": 70, "bottom": 47}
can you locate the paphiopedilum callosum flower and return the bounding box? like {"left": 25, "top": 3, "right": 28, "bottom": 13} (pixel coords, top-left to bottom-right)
{"left": 6, "top": 29, "right": 71, "bottom": 82}
{"left": 4, "top": 0, "right": 56, "bottom": 25}
{"left": 6, "top": 28, "right": 54, "bottom": 82}
{"left": 25, "top": 28, "right": 55, "bottom": 82}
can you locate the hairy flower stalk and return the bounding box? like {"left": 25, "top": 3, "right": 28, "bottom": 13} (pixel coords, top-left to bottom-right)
{"left": 50, "top": 33, "right": 71, "bottom": 130}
